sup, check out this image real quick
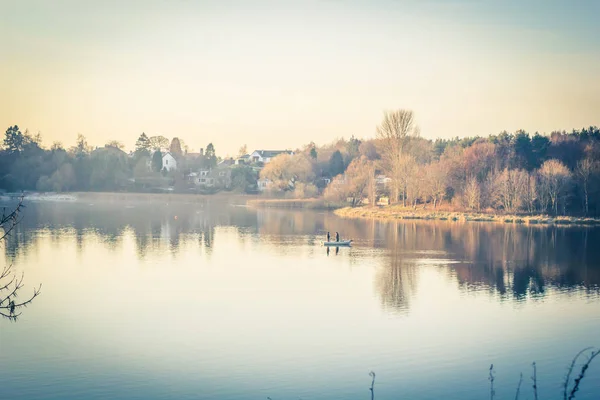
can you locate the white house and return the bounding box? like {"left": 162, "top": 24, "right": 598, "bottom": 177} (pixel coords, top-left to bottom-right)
{"left": 162, "top": 152, "right": 177, "bottom": 171}
{"left": 257, "top": 178, "right": 273, "bottom": 191}
{"left": 249, "top": 150, "right": 293, "bottom": 164}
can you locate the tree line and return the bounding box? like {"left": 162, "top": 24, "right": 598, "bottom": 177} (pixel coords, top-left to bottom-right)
{"left": 0, "top": 128, "right": 223, "bottom": 193}
{"left": 259, "top": 110, "right": 600, "bottom": 216}
{"left": 3, "top": 117, "right": 600, "bottom": 216}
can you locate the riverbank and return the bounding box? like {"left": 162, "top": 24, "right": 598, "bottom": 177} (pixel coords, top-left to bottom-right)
{"left": 335, "top": 205, "right": 600, "bottom": 226}
{"left": 1, "top": 191, "right": 258, "bottom": 205}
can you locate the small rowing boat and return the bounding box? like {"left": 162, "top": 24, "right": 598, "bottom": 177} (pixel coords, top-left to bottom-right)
{"left": 321, "top": 240, "right": 352, "bottom": 247}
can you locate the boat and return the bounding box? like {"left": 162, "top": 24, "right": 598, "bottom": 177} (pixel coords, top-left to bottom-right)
{"left": 321, "top": 240, "right": 352, "bottom": 247}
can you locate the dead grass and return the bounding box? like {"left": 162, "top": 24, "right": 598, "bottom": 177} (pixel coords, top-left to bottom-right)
{"left": 334, "top": 206, "right": 600, "bottom": 226}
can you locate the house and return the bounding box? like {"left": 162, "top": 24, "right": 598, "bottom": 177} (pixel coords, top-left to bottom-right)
{"left": 162, "top": 152, "right": 177, "bottom": 171}
{"left": 257, "top": 178, "right": 273, "bottom": 191}
{"left": 218, "top": 158, "right": 236, "bottom": 167}
{"left": 235, "top": 154, "right": 251, "bottom": 165}
{"left": 376, "top": 175, "right": 392, "bottom": 188}
{"left": 249, "top": 150, "right": 294, "bottom": 164}
{"left": 190, "top": 167, "right": 232, "bottom": 189}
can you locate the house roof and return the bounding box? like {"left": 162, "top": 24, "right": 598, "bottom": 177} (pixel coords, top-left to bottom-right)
{"left": 251, "top": 150, "right": 293, "bottom": 158}
{"left": 218, "top": 158, "right": 235, "bottom": 166}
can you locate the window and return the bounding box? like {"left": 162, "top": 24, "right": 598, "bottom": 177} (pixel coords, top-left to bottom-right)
{"left": 219, "top": 172, "right": 225, "bottom": 177}
{"left": 199, "top": 178, "right": 206, "bottom": 183}
{"left": 165, "top": 160, "right": 168, "bottom": 165}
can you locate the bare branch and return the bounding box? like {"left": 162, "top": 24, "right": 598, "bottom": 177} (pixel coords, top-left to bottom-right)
{"left": 531, "top": 362, "right": 538, "bottom": 400}
{"left": 564, "top": 347, "right": 593, "bottom": 400}
{"left": 514, "top": 372, "right": 523, "bottom": 400}
{"left": 568, "top": 349, "right": 600, "bottom": 400}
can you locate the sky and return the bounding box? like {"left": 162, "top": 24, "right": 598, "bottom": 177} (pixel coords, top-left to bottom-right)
{"left": 1, "top": 0, "right": 599, "bottom": 156}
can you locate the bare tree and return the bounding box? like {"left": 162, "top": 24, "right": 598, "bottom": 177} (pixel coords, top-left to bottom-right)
{"left": 524, "top": 172, "right": 538, "bottom": 214}
{"left": 576, "top": 158, "right": 596, "bottom": 216}
{"left": 376, "top": 110, "right": 419, "bottom": 205}
{"left": 0, "top": 199, "right": 41, "bottom": 321}
{"left": 424, "top": 161, "right": 447, "bottom": 209}
{"left": 324, "top": 156, "right": 374, "bottom": 206}
{"left": 464, "top": 176, "right": 481, "bottom": 211}
{"left": 494, "top": 168, "right": 529, "bottom": 213}
{"left": 538, "top": 159, "right": 573, "bottom": 215}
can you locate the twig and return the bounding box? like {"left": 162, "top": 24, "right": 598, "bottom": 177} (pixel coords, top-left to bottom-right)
{"left": 489, "top": 364, "right": 495, "bottom": 400}
{"left": 568, "top": 349, "right": 600, "bottom": 400}
{"left": 369, "top": 371, "right": 376, "bottom": 400}
{"left": 514, "top": 372, "right": 523, "bottom": 400}
{"left": 564, "top": 347, "right": 593, "bottom": 400}
{"left": 531, "top": 362, "right": 538, "bottom": 400}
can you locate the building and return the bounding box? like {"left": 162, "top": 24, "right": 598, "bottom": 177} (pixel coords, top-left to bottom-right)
{"left": 249, "top": 150, "right": 293, "bottom": 164}
{"left": 236, "top": 154, "right": 251, "bottom": 165}
{"left": 257, "top": 178, "right": 272, "bottom": 191}
{"left": 189, "top": 167, "right": 232, "bottom": 189}
{"left": 162, "top": 152, "right": 177, "bottom": 171}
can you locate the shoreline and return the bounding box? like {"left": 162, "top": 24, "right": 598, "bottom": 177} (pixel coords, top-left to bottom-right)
{"left": 334, "top": 206, "right": 600, "bottom": 226}
{"left": 0, "top": 191, "right": 258, "bottom": 204}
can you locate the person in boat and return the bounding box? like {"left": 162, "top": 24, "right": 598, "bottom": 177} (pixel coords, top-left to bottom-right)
{"left": 335, "top": 232, "right": 339, "bottom": 242}
{"left": 327, "top": 232, "right": 330, "bottom": 242}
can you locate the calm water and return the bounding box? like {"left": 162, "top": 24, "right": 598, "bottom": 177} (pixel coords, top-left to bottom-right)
{"left": 1, "top": 197, "right": 599, "bottom": 400}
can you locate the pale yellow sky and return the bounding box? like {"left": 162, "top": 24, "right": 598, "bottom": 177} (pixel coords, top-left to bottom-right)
{"left": 1, "top": 1, "right": 599, "bottom": 155}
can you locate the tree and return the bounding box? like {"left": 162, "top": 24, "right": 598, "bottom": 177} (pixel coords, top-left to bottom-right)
{"left": 238, "top": 144, "right": 248, "bottom": 157}
{"left": 359, "top": 140, "right": 379, "bottom": 160}
{"left": 328, "top": 150, "right": 345, "bottom": 177}
{"left": 310, "top": 147, "right": 318, "bottom": 160}
{"left": 324, "top": 156, "right": 374, "bottom": 206}
{"left": 424, "top": 161, "right": 447, "bottom": 209}
{"left": 106, "top": 140, "right": 124, "bottom": 149}
{"left": 0, "top": 199, "right": 41, "bottom": 320}
{"left": 576, "top": 158, "right": 596, "bottom": 216}
{"left": 205, "top": 143, "right": 217, "bottom": 168}
{"left": 152, "top": 150, "right": 163, "bottom": 173}
{"left": 135, "top": 133, "right": 151, "bottom": 156}
{"left": 464, "top": 176, "right": 481, "bottom": 210}
{"left": 376, "top": 109, "right": 420, "bottom": 204}
{"left": 494, "top": 168, "right": 530, "bottom": 213}
{"left": 538, "top": 159, "right": 573, "bottom": 215}
{"left": 231, "top": 165, "right": 257, "bottom": 193}
{"left": 179, "top": 138, "right": 189, "bottom": 154}
{"left": 3, "top": 125, "right": 26, "bottom": 153}
{"left": 149, "top": 135, "right": 169, "bottom": 151}
{"left": 170, "top": 137, "right": 183, "bottom": 157}
{"left": 345, "top": 135, "right": 362, "bottom": 163}
{"left": 70, "top": 133, "right": 91, "bottom": 156}
{"left": 260, "top": 154, "right": 315, "bottom": 191}
{"left": 51, "top": 141, "right": 64, "bottom": 151}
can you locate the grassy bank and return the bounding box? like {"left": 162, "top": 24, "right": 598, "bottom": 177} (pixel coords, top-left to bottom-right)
{"left": 335, "top": 205, "right": 600, "bottom": 226}
{"left": 247, "top": 198, "right": 344, "bottom": 210}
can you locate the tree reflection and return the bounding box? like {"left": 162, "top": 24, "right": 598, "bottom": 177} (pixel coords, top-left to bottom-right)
{"left": 369, "top": 219, "right": 600, "bottom": 312}
{"left": 375, "top": 249, "right": 417, "bottom": 315}
{"left": 2, "top": 199, "right": 599, "bottom": 318}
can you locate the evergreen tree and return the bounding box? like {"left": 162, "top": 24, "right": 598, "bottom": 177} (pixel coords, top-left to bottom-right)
{"left": 135, "top": 133, "right": 151, "bottom": 155}
{"left": 152, "top": 150, "right": 163, "bottom": 173}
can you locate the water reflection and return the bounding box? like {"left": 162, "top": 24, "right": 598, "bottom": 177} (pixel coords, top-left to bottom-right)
{"left": 2, "top": 200, "right": 600, "bottom": 316}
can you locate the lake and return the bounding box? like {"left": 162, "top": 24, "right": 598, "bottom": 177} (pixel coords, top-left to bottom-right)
{"left": 1, "top": 197, "right": 599, "bottom": 400}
